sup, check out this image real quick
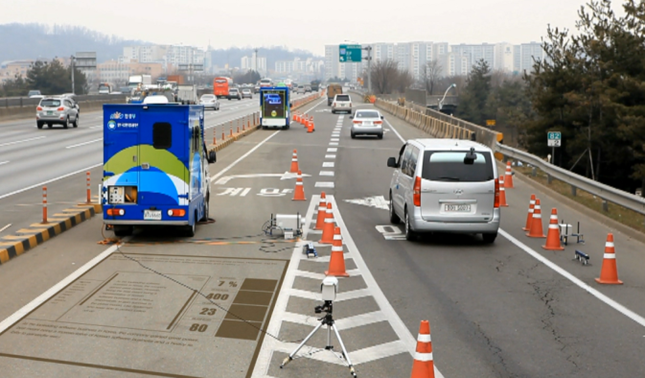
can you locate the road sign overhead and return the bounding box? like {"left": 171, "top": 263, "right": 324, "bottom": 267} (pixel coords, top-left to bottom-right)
{"left": 339, "top": 44, "right": 362, "bottom": 63}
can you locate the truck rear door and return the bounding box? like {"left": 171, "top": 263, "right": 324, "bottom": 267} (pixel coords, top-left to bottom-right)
{"left": 137, "top": 106, "right": 189, "bottom": 207}
{"left": 103, "top": 106, "right": 141, "bottom": 190}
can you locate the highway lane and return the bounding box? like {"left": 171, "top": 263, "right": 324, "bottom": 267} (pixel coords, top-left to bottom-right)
{"left": 0, "top": 96, "right": 644, "bottom": 377}
{"left": 0, "top": 94, "right": 309, "bottom": 199}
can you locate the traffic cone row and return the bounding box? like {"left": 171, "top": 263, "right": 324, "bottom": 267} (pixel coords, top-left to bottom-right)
{"left": 520, "top": 194, "right": 623, "bottom": 284}
{"left": 504, "top": 161, "right": 514, "bottom": 188}
{"left": 326, "top": 227, "right": 349, "bottom": 277}
{"left": 290, "top": 149, "right": 299, "bottom": 173}
{"left": 315, "top": 192, "right": 327, "bottom": 230}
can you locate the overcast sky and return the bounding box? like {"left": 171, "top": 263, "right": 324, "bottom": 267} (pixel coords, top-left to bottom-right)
{"left": 0, "top": 0, "right": 627, "bottom": 56}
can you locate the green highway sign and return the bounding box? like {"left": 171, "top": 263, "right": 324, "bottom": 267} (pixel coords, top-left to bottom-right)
{"left": 339, "top": 44, "right": 362, "bottom": 62}
{"left": 547, "top": 131, "right": 561, "bottom": 147}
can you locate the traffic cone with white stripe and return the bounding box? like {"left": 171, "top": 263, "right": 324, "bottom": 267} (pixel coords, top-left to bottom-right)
{"left": 542, "top": 208, "right": 564, "bottom": 250}
{"left": 504, "top": 161, "right": 514, "bottom": 188}
{"left": 523, "top": 194, "right": 536, "bottom": 231}
{"left": 319, "top": 203, "right": 335, "bottom": 244}
{"left": 325, "top": 227, "right": 349, "bottom": 277}
{"left": 526, "top": 199, "right": 545, "bottom": 238}
{"left": 410, "top": 320, "right": 434, "bottom": 378}
{"left": 290, "top": 149, "right": 299, "bottom": 173}
{"left": 499, "top": 175, "right": 509, "bottom": 207}
{"left": 595, "top": 233, "right": 623, "bottom": 284}
{"left": 315, "top": 192, "right": 327, "bottom": 230}
{"left": 292, "top": 170, "right": 306, "bottom": 201}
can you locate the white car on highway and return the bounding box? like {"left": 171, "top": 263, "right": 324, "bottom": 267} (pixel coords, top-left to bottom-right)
{"left": 199, "top": 94, "right": 220, "bottom": 110}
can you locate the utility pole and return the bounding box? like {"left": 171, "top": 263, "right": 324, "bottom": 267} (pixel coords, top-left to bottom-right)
{"left": 362, "top": 46, "right": 372, "bottom": 93}
{"left": 254, "top": 48, "right": 259, "bottom": 77}
{"left": 70, "top": 55, "right": 76, "bottom": 95}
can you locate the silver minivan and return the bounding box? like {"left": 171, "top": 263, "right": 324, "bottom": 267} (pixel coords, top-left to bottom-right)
{"left": 386, "top": 139, "right": 500, "bottom": 243}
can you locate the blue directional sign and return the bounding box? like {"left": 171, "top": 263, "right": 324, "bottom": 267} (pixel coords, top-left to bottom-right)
{"left": 339, "top": 44, "right": 362, "bottom": 63}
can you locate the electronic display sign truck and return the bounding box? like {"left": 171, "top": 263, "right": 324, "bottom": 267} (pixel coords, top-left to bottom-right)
{"left": 260, "top": 86, "right": 291, "bottom": 130}
{"left": 102, "top": 103, "right": 217, "bottom": 237}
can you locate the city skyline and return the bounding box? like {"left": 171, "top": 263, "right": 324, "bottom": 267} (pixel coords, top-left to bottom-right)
{"left": 0, "top": 0, "right": 627, "bottom": 56}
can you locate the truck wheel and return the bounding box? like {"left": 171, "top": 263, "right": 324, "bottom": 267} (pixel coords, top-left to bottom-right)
{"left": 63, "top": 117, "right": 70, "bottom": 129}
{"left": 184, "top": 213, "right": 197, "bottom": 237}
{"left": 37, "top": 121, "right": 43, "bottom": 129}
{"left": 201, "top": 195, "right": 210, "bottom": 222}
{"left": 72, "top": 114, "right": 79, "bottom": 128}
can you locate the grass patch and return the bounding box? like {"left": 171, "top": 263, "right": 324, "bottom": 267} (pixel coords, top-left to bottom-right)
{"left": 514, "top": 165, "right": 645, "bottom": 234}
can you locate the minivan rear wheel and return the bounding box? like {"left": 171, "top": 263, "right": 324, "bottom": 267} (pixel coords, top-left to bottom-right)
{"left": 404, "top": 209, "right": 417, "bottom": 241}
{"left": 389, "top": 195, "right": 400, "bottom": 224}
{"left": 482, "top": 232, "right": 497, "bottom": 244}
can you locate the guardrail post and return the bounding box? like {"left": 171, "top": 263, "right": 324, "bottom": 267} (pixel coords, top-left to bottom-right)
{"left": 602, "top": 200, "right": 609, "bottom": 212}
{"left": 532, "top": 167, "right": 537, "bottom": 177}
{"left": 571, "top": 186, "right": 577, "bottom": 196}
{"left": 547, "top": 173, "right": 553, "bottom": 184}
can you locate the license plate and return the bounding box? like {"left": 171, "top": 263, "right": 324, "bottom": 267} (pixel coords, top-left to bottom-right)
{"left": 445, "top": 204, "right": 471, "bottom": 212}
{"left": 47, "top": 111, "right": 53, "bottom": 115}
{"left": 364, "top": 121, "right": 372, "bottom": 125}
{"left": 144, "top": 210, "right": 162, "bottom": 220}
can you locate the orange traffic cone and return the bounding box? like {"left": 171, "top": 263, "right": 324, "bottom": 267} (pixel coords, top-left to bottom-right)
{"left": 526, "top": 199, "right": 545, "bottom": 238}
{"left": 319, "top": 203, "right": 335, "bottom": 244}
{"left": 325, "top": 227, "right": 349, "bottom": 277}
{"left": 315, "top": 192, "right": 327, "bottom": 230}
{"left": 410, "top": 320, "right": 434, "bottom": 378}
{"left": 504, "top": 161, "right": 514, "bottom": 188}
{"left": 595, "top": 233, "right": 623, "bottom": 285}
{"left": 290, "top": 149, "right": 299, "bottom": 173}
{"left": 292, "top": 170, "right": 306, "bottom": 201}
{"left": 523, "top": 194, "right": 536, "bottom": 231}
{"left": 542, "top": 208, "right": 564, "bottom": 250}
{"left": 499, "top": 175, "right": 509, "bottom": 207}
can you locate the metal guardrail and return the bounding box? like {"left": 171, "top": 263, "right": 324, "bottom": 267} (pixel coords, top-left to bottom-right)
{"left": 496, "top": 142, "right": 645, "bottom": 217}
{"left": 0, "top": 94, "right": 125, "bottom": 108}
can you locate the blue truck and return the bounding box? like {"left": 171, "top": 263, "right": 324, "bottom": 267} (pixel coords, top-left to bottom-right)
{"left": 260, "top": 86, "right": 290, "bottom": 130}
{"left": 101, "top": 103, "right": 216, "bottom": 237}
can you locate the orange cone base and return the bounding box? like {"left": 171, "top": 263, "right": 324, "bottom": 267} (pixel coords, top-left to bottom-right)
{"left": 595, "top": 277, "right": 623, "bottom": 285}
{"left": 410, "top": 360, "right": 433, "bottom": 378}
{"left": 325, "top": 269, "right": 349, "bottom": 277}
{"left": 526, "top": 232, "right": 545, "bottom": 238}
{"left": 542, "top": 244, "right": 564, "bottom": 251}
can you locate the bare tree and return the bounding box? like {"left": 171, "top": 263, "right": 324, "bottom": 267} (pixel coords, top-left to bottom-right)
{"left": 420, "top": 60, "right": 442, "bottom": 94}
{"left": 395, "top": 69, "right": 414, "bottom": 94}
{"left": 370, "top": 59, "right": 399, "bottom": 94}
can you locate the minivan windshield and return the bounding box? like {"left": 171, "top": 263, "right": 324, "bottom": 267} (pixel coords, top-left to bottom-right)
{"left": 422, "top": 150, "right": 494, "bottom": 182}
{"left": 336, "top": 95, "right": 350, "bottom": 101}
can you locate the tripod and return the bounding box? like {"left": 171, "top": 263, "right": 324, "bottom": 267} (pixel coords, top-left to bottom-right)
{"left": 280, "top": 301, "right": 357, "bottom": 377}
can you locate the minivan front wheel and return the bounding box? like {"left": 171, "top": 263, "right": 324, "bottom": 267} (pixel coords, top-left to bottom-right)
{"left": 404, "top": 209, "right": 417, "bottom": 241}
{"left": 482, "top": 232, "right": 497, "bottom": 244}
{"left": 389, "top": 195, "right": 400, "bottom": 224}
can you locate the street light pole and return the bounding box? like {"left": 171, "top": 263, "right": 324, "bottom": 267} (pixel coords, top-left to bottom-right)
{"left": 364, "top": 45, "right": 372, "bottom": 93}
{"left": 439, "top": 83, "right": 456, "bottom": 111}
{"left": 70, "top": 55, "right": 76, "bottom": 95}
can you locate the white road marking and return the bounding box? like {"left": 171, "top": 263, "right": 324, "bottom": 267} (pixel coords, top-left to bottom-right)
{"left": 66, "top": 138, "right": 102, "bottom": 149}
{"left": 0, "top": 163, "right": 103, "bottom": 200}
{"left": 0, "top": 161, "right": 9, "bottom": 166}
{"left": 327, "top": 148, "right": 338, "bottom": 152}
{"left": 315, "top": 182, "right": 335, "bottom": 188}
{"left": 0, "top": 136, "right": 45, "bottom": 147}
{"left": 329, "top": 142, "right": 339, "bottom": 146}
{"left": 89, "top": 125, "right": 103, "bottom": 129}
{"left": 331, "top": 138, "right": 339, "bottom": 142}
{"left": 322, "top": 162, "right": 335, "bottom": 167}
{"left": 325, "top": 155, "right": 336, "bottom": 159}
{"left": 319, "top": 171, "right": 334, "bottom": 176}
{"left": 500, "top": 229, "right": 645, "bottom": 328}
{"left": 0, "top": 223, "right": 11, "bottom": 233}
{"left": 345, "top": 195, "right": 389, "bottom": 210}
{"left": 0, "top": 243, "right": 121, "bottom": 333}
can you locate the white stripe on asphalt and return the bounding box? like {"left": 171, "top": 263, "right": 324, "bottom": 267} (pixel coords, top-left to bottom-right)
{"left": 66, "top": 138, "right": 103, "bottom": 149}
{"left": 0, "top": 136, "right": 46, "bottom": 147}
{"left": 0, "top": 163, "right": 103, "bottom": 200}
{"left": 500, "top": 230, "right": 645, "bottom": 327}
{"left": 0, "top": 161, "right": 9, "bottom": 166}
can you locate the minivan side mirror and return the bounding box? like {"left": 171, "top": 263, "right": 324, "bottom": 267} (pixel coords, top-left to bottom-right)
{"left": 464, "top": 147, "right": 477, "bottom": 165}
{"left": 387, "top": 157, "right": 398, "bottom": 168}
{"left": 380, "top": 115, "right": 384, "bottom": 120}
{"left": 207, "top": 150, "right": 217, "bottom": 164}
{"left": 349, "top": 115, "right": 353, "bottom": 119}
